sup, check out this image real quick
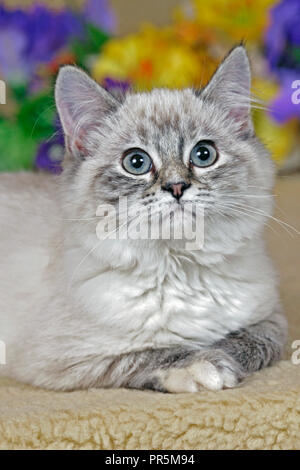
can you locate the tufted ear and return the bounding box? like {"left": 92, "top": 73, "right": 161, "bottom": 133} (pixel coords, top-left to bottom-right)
{"left": 201, "top": 46, "right": 253, "bottom": 137}
{"left": 55, "top": 66, "right": 120, "bottom": 159}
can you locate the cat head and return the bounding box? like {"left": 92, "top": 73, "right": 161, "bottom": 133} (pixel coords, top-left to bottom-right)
{"left": 55, "top": 46, "right": 275, "bottom": 252}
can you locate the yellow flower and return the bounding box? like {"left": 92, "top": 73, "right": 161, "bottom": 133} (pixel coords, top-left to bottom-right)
{"left": 252, "top": 78, "right": 298, "bottom": 163}
{"left": 190, "top": 0, "right": 276, "bottom": 42}
{"left": 92, "top": 26, "right": 216, "bottom": 90}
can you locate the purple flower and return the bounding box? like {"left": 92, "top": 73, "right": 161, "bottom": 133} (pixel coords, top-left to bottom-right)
{"left": 84, "top": 0, "right": 116, "bottom": 33}
{"left": 265, "top": 0, "right": 300, "bottom": 122}
{"left": 265, "top": 0, "right": 300, "bottom": 76}
{"left": 269, "top": 71, "right": 300, "bottom": 123}
{"left": 102, "top": 77, "right": 131, "bottom": 93}
{"left": 0, "top": 25, "right": 28, "bottom": 84}
{"left": 0, "top": 5, "right": 82, "bottom": 84}
{"left": 23, "top": 6, "right": 83, "bottom": 67}
{"left": 0, "top": 7, "right": 29, "bottom": 82}
{"left": 35, "top": 118, "right": 64, "bottom": 174}
{"left": 0, "top": 1, "right": 116, "bottom": 85}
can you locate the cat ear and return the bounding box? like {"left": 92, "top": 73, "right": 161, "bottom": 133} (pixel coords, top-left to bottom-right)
{"left": 55, "top": 66, "right": 120, "bottom": 159}
{"left": 201, "top": 46, "right": 253, "bottom": 136}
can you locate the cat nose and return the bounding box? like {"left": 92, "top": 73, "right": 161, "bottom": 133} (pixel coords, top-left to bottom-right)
{"left": 162, "top": 181, "right": 191, "bottom": 200}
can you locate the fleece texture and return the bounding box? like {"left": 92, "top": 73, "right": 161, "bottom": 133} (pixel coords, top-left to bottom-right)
{"left": 0, "top": 360, "right": 300, "bottom": 450}
{"left": 0, "top": 175, "right": 299, "bottom": 450}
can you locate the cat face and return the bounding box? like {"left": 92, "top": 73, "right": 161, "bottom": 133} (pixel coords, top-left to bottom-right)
{"left": 56, "top": 46, "right": 275, "bottom": 246}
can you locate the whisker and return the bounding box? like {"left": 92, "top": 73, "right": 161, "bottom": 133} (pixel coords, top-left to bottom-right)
{"left": 218, "top": 200, "right": 300, "bottom": 237}
{"left": 215, "top": 202, "right": 279, "bottom": 236}
{"left": 30, "top": 103, "right": 56, "bottom": 139}
{"left": 67, "top": 205, "right": 161, "bottom": 290}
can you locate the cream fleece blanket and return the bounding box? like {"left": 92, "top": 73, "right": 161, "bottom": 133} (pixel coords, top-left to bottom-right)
{"left": 0, "top": 176, "right": 300, "bottom": 450}
{"left": 0, "top": 361, "right": 300, "bottom": 450}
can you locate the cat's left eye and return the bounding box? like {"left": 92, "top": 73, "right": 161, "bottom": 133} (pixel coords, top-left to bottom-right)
{"left": 190, "top": 141, "right": 218, "bottom": 168}
{"left": 122, "top": 148, "right": 152, "bottom": 175}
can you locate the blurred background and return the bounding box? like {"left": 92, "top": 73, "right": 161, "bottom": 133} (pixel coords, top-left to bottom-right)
{"left": 0, "top": 0, "right": 300, "bottom": 174}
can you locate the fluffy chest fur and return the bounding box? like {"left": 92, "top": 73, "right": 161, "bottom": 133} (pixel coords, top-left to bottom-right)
{"left": 69, "top": 237, "right": 278, "bottom": 356}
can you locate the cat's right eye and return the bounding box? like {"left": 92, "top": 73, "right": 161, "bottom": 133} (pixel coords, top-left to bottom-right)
{"left": 122, "top": 148, "right": 153, "bottom": 175}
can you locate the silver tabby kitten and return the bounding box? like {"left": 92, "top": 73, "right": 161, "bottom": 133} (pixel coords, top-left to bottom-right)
{"left": 0, "top": 46, "right": 287, "bottom": 392}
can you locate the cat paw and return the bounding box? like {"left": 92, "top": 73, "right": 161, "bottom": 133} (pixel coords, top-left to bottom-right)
{"left": 158, "top": 357, "right": 243, "bottom": 393}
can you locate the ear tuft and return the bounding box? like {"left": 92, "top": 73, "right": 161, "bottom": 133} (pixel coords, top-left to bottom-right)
{"left": 55, "top": 66, "right": 119, "bottom": 159}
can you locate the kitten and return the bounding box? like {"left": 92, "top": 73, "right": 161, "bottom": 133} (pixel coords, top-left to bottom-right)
{"left": 0, "top": 46, "right": 287, "bottom": 392}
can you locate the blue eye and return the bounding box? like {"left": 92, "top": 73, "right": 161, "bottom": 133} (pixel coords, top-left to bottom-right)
{"left": 190, "top": 141, "right": 218, "bottom": 168}
{"left": 122, "top": 148, "right": 152, "bottom": 175}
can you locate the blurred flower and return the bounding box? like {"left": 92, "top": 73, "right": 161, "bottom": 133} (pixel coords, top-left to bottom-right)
{"left": 1, "top": 0, "right": 299, "bottom": 173}
{"left": 84, "top": 0, "right": 116, "bottom": 33}
{"left": 265, "top": 0, "right": 300, "bottom": 123}
{"left": 0, "top": 5, "right": 82, "bottom": 84}
{"left": 255, "top": 109, "right": 298, "bottom": 163}
{"left": 36, "top": 137, "right": 64, "bottom": 174}
{"left": 269, "top": 71, "right": 300, "bottom": 123}
{"left": 180, "top": 0, "right": 275, "bottom": 43}
{"left": 253, "top": 77, "right": 298, "bottom": 163}
{"left": 102, "top": 76, "right": 131, "bottom": 92}
{"left": 35, "top": 122, "right": 64, "bottom": 174}
{"left": 0, "top": 13, "right": 27, "bottom": 84}
{"left": 0, "top": 1, "right": 116, "bottom": 86}
{"left": 265, "top": 0, "right": 300, "bottom": 73}
{"left": 46, "top": 51, "right": 77, "bottom": 76}
{"left": 23, "top": 7, "right": 83, "bottom": 68}
{"left": 92, "top": 26, "right": 216, "bottom": 90}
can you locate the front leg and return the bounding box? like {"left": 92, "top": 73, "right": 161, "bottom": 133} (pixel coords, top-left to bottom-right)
{"left": 101, "top": 313, "right": 287, "bottom": 393}
{"left": 213, "top": 312, "right": 287, "bottom": 374}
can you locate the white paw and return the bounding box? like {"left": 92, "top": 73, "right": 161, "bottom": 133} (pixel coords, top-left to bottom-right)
{"left": 160, "top": 360, "right": 239, "bottom": 393}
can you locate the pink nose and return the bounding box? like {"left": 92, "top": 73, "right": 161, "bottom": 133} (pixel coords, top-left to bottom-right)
{"left": 162, "top": 181, "right": 190, "bottom": 200}
{"left": 172, "top": 183, "right": 184, "bottom": 198}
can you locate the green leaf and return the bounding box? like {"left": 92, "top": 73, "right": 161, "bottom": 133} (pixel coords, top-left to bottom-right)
{"left": 292, "top": 47, "right": 300, "bottom": 64}
{"left": 0, "top": 120, "right": 38, "bottom": 171}
{"left": 10, "top": 82, "right": 28, "bottom": 103}
{"left": 17, "top": 92, "right": 56, "bottom": 140}
{"left": 71, "top": 23, "right": 110, "bottom": 68}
